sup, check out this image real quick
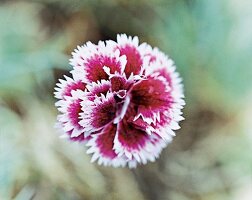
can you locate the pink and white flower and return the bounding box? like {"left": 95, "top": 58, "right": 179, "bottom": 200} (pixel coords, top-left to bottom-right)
{"left": 54, "top": 34, "right": 185, "bottom": 168}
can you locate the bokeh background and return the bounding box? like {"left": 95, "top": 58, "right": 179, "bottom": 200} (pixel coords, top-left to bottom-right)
{"left": 0, "top": 0, "right": 252, "bottom": 199}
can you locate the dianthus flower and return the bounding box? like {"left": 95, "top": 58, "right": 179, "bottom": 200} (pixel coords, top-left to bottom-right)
{"left": 55, "top": 34, "right": 185, "bottom": 168}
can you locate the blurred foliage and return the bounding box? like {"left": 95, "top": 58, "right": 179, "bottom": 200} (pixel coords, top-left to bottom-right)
{"left": 0, "top": 2, "right": 68, "bottom": 98}
{"left": 0, "top": 0, "right": 252, "bottom": 200}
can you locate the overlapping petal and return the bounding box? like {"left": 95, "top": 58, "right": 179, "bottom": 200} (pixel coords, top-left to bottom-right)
{"left": 55, "top": 90, "right": 89, "bottom": 142}
{"left": 71, "top": 41, "right": 127, "bottom": 83}
{"left": 108, "top": 34, "right": 145, "bottom": 78}
{"left": 86, "top": 123, "right": 126, "bottom": 167}
{"left": 80, "top": 92, "right": 117, "bottom": 135}
{"left": 54, "top": 75, "right": 86, "bottom": 100}
{"left": 131, "top": 75, "right": 173, "bottom": 125}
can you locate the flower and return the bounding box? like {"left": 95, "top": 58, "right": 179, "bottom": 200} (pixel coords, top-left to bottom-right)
{"left": 54, "top": 34, "right": 185, "bottom": 168}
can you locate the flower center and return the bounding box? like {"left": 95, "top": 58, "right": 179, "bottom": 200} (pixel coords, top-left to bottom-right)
{"left": 114, "top": 90, "right": 127, "bottom": 103}
{"left": 113, "top": 91, "right": 131, "bottom": 124}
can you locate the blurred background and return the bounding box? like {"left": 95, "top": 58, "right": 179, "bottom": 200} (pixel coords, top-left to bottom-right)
{"left": 0, "top": 0, "right": 252, "bottom": 199}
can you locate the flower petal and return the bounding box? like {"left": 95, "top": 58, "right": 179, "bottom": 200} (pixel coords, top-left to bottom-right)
{"left": 80, "top": 92, "right": 117, "bottom": 134}
{"left": 140, "top": 45, "right": 175, "bottom": 75}
{"left": 55, "top": 90, "right": 89, "bottom": 140}
{"left": 54, "top": 75, "right": 86, "bottom": 100}
{"left": 85, "top": 54, "right": 123, "bottom": 82}
{"left": 71, "top": 42, "right": 126, "bottom": 83}
{"left": 116, "top": 34, "right": 143, "bottom": 78}
{"left": 85, "top": 79, "right": 111, "bottom": 101}
{"left": 112, "top": 103, "right": 169, "bottom": 167}
{"left": 127, "top": 115, "right": 155, "bottom": 135}
{"left": 86, "top": 123, "right": 126, "bottom": 167}
{"left": 114, "top": 121, "right": 169, "bottom": 167}
{"left": 131, "top": 75, "right": 173, "bottom": 124}
{"left": 110, "top": 75, "right": 130, "bottom": 92}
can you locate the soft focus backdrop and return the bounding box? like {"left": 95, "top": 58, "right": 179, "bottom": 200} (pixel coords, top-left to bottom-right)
{"left": 0, "top": 0, "right": 252, "bottom": 200}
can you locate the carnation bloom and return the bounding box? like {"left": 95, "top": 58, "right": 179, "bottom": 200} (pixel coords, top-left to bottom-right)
{"left": 55, "top": 34, "right": 185, "bottom": 168}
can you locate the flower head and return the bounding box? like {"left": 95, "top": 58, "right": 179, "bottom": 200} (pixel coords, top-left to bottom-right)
{"left": 55, "top": 34, "right": 185, "bottom": 168}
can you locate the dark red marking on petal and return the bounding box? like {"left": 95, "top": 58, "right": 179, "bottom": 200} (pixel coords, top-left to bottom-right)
{"left": 118, "top": 45, "right": 142, "bottom": 78}
{"left": 127, "top": 116, "right": 150, "bottom": 132}
{"left": 90, "top": 97, "right": 117, "bottom": 129}
{"left": 96, "top": 124, "right": 117, "bottom": 158}
{"left": 131, "top": 77, "right": 173, "bottom": 112}
{"left": 116, "top": 90, "right": 127, "bottom": 98}
{"left": 118, "top": 120, "right": 149, "bottom": 151}
{"left": 153, "top": 112, "right": 172, "bottom": 130}
{"left": 85, "top": 54, "right": 122, "bottom": 82}
{"left": 63, "top": 80, "right": 86, "bottom": 99}
{"left": 87, "top": 82, "right": 111, "bottom": 101}
{"left": 117, "top": 104, "right": 149, "bottom": 151}
{"left": 110, "top": 75, "right": 127, "bottom": 92}
{"left": 67, "top": 99, "right": 82, "bottom": 129}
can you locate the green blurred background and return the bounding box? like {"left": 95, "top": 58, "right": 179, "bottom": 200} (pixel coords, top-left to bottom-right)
{"left": 0, "top": 0, "right": 252, "bottom": 199}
